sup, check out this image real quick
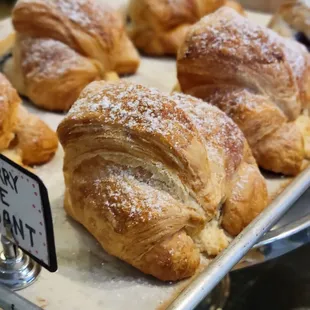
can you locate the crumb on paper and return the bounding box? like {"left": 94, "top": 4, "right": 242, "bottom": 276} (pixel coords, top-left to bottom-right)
{"left": 36, "top": 297, "right": 48, "bottom": 308}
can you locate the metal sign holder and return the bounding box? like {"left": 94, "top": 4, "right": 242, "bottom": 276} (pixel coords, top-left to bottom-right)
{"left": 0, "top": 223, "right": 41, "bottom": 290}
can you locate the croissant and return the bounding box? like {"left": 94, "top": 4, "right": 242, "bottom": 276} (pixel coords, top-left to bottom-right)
{"left": 177, "top": 7, "right": 310, "bottom": 176}
{"left": 127, "top": 0, "right": 244, "bottom": 56}
{"left": 4, "top": 0, "right": 140, "bottom": 111}
{"left": 0, "top": 73, "right": 58, "bottom": 165}
{"left": 57, "top": 81, "right": 267, "bottom": 281}
{"left": 269, "top": 0, "right": 310, "bottom": 51}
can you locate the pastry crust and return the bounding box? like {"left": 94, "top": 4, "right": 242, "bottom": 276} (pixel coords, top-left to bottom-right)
{"left": 14, "top": 106, "right": 59, "bottom": 165}
{"left": 5, "top": 0, "right": 140, "bottom": 111}
{"left": 177, "top": 8, "right": 310, "bottom": 175}
{"left": 127, "top": 0, "right": 244, "bottom": 56}
{"left": 0, "top": 73, "right": 58, "bottom": 165}
{"left": 57, "top": 81, "right": 267, "bottom": 281}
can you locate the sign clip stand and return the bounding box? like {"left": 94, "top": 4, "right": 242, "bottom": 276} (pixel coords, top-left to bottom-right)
{"left": 0, "top": 223, "right": 41, "bottom": 290}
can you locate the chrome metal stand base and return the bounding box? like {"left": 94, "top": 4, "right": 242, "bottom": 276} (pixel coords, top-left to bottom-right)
{"left": 0, "top": 248, "right": 41, "bottom": 291}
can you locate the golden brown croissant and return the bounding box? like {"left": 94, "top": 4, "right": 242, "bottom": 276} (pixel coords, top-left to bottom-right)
{"left": 5, "top": 35, "right": 104, "bottom": 111}
{"left": 0, "top": 73, "right": 58, "bottom": 165}
{"left": 57, "top": 81, "right": 267, "bottom": 281}
{"left": 127, "top": 0, "right": 244, "bottom": 56}
{"left": 269, "top": 0, "right": 310, "bottom": 50}
{"left": 14, "top": 106, "right": 59, "bottom": 165}
{"left": 4, "top": 0, "right": 140, "bottom": 111}
{"left": 177, "top": 7, "right": 310, "bottom": 175}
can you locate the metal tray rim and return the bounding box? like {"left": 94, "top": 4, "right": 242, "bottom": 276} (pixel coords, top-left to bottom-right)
{"left": 254, "top": 213, "right": 310, "bottom": 248}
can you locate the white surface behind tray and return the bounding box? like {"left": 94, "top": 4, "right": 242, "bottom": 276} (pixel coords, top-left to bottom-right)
{"left": 0, "top": 7, "right": 288, "bottom": 310}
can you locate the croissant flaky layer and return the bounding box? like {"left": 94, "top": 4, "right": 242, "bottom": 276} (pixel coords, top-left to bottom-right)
{"left": 5, "top": 0, "right": 140, "bottom": 111}
{"left": 177, "top": 7, "right": 310, "bottom": 175}
{"left": 0, "top": 73, "right": 58, "bottom": 165}
{"left": 58, "top": 81, "right": 267, "bottom": 281}
{"left": 127, "top": 0, "right": 244, "bottom": 56}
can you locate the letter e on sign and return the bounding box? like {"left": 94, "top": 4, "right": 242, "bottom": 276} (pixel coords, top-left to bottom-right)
{"left": 0, "top": 154, "right": 57, "bottom": 272}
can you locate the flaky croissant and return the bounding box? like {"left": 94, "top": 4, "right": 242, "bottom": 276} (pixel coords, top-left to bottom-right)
{"left": 57, "top": 81, "right": 267, "bottom": 281}
{"left": 177, "top": 7, "right": 310, "bottom": 175}
{"left": 269, "top": 0, "right": 310, "bottom": 51}
{"left": 0, "top": 73, "right": 58, "bottom": 165}
{"left": 4, "top": 0, "right": 140, "bottom": 111}
{"left": 127, "top": 0, "right": 244, "bottom": 56}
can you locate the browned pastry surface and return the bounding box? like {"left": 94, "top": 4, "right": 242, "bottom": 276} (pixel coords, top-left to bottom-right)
{"left": 57, "top": 81, "right": 267, "bottom": 281}
{"left": 0, "top": 73, "right": 58, "bottom": 165}
{"left": 4, "top": 0, "right": 140, "bottom": 111}
{"left": 127, "top": 0, "right": 244, "bottom": 56}
{"left": 177, "top": 7, "right": 310, "bottom": 175}
{"left": 14, "top": 106, "right": 59, "bottom": 165}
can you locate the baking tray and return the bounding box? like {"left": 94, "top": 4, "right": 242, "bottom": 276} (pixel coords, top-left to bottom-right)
{"left": 0, "top": 7, "right": 310, "bottom": 310}
{"left": 255, "top": 187, "right": 310, "bottom": 248}
{"left": 233, "top": 186, "right": 310, "bottom": 270}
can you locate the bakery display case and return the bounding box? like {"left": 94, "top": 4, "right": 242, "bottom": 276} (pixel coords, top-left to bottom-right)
{"left": 0, "top": 0, "right": 309, "bottom": 309}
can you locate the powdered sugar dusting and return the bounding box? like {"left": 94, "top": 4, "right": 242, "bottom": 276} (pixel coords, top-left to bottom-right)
{"left": 56, "top": 0, "right": 121, "bottom": 38}
{"left": 183, "top": 8, "right": 283, "bottom": 64}
{"left": 209, "top": 88, "right": 264, "bottom": 118}
{"left": 17, "top": 0, "right": 122, "bottom": 45}
{"left": 182, "top": 7, "right": 307, "bottom": 88}
{"left": 21, "top": 37, "right": 81, "bottom": 79}
{"left": 68, "top": 82, "right": 195, "bottom": 141}
{"left": 67, "top": 81, "right": 245, "bottom": 175}
{"left": 281, "top": 38, "right": 307, "bottom": 79}
{"left": 172, "top": 92, "right": 244, "bottom": 174}
{"left": 57, "top": 0, "right": 91, "bottom": 27}
{"left": 91, "top": 164, "right": 176, "bottom": 226}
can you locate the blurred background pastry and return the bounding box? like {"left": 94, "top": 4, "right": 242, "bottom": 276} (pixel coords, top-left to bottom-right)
{"left": 3, "top": 0, "right": 140, "bottom": 111}
{"left": 127, "top": 0, "right": 244, "bottom": 56}
{"left": 269, "top": 0, "right": 310, "bottom": 51}
{"left": 0, "top": 73, "right": 58, "bottom": 166}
